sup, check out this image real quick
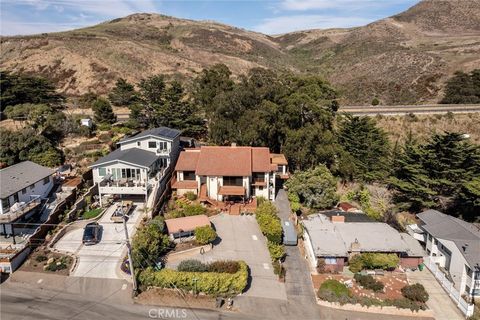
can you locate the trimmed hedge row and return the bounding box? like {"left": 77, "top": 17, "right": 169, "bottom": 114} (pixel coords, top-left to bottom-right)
{"left": 255, "top": 202, "right": 282, "bottom": 244}
{"left": 139, "top": 261, "right": 249, "bottom": 295}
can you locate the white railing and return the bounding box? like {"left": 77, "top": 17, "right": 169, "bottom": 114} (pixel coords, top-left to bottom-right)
{"left": 425, "top": 257, "right": 474, "bottom": 317}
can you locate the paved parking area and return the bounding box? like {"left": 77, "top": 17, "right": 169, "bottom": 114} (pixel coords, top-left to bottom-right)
{"left": 54, "top": 202, "right": 144, "bottom": 279}
{"left": 407, "top": 269, "right": 463, "bottom": 320}
{"left": 167, "top": 214, "right": 287, "bottom": 301}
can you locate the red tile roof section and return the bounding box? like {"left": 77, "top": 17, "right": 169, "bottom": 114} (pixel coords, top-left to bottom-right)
{"left": 175, "top": 146, "right": 288, "bottom": 177}
{"left": 252, "top": 147, "right": 272, "bottom": 172}
{"left": 175, "top": 150, "right": 200, "bottom": 171}
{"left": 165, "top": 214, "right": 210, "bottom": 234}
{"left": 196, "top": 146, "right": 252, "bottom": 176}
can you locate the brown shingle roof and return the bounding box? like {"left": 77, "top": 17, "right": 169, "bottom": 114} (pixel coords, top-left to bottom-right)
{"left": 175, "top": 146, "right": 288, "bottom": 177}
{"left": 252, "top": 147, "right": 272, "bottom": 172}
{"left": 165, "top": 214, "right": 210, "bottom": 234}
{"left": 175, "top": 150, "right": 200, "bottom": 171}
{"left": 270, "top": 153, "right": 288, "bottom": 165}
{"left": 196, "top": 146, "right": 252, "bottom": 176}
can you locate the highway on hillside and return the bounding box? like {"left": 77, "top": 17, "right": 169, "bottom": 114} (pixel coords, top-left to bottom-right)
{"left": 339, "top": 104, "right": 480, "bottom": 116}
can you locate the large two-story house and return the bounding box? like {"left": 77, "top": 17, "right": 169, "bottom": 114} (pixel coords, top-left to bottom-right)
{"left": 90, "top": 127, "right": 181, "bottom": 204}
{"left": 0, "top": 161, "right": 54, "bottom": 237}
{"left": 415, "top": 210, "right": 480, "bottom": 299}
{"left": 171, "top": 145, "right": 288, "bottom": 202}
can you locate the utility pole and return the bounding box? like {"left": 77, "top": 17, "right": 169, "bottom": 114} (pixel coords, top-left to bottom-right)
{"left": 123, "top": 209, "right": 137, "bottom": 296}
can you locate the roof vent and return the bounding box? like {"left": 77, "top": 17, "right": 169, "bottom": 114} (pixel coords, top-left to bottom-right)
{"left": 463, "top": 243, "right": 469, "bottom": 252}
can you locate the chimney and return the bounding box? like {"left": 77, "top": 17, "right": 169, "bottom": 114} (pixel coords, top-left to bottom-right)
{"left": 331, "top": 214, "right": 345, "bottom": 223}
{"left": 231, "top": 142, "right": 237, "bottom": 147}
{"left": 463, "top": 243, "right": 469, "bottom": 253}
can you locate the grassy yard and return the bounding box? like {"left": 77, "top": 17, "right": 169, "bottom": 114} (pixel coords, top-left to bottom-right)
{"left": 81, "top": 208, "right": 103, "bottom": 219}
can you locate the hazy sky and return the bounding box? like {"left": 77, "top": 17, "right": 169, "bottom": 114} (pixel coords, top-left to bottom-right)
{"left": 1, "top": 0, "right": 420, "bottom": 36}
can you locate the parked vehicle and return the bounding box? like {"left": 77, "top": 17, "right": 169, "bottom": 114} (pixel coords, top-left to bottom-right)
{"left": 282, "top": 220, "right": 297, "bottom": 246}
{"left": 110, "top": 200, "right": 133, "bottom": 223}
{"left": 82, "top": 222, "right": 101, "bottom": 245}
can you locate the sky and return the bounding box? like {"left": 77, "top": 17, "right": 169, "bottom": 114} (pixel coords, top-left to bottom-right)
{"left": 1, "top": 0, "right": 420, "bottom": 36}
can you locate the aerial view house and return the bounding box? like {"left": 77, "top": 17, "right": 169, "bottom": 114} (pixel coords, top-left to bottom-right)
{"left": 90, "top": 127, "right": 181, "bottom": 204}
{"left": 171, "top": 145, "right": 287, "bottom": 203}
{"left": 303, "top": 212, "right": 424, "bottom": 272}
{"left": 0, "top": 161, "right": 54, "bottom": 236}
{"left": 414, "top": 209, "right": 480, "bottom": 298}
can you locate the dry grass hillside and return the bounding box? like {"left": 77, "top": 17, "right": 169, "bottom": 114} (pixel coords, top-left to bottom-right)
{"left": 1, "top": 0, "right": 479, "bottom": 105}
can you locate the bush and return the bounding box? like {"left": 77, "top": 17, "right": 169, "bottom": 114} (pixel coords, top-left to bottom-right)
{"left": 138, "top": 261, "right": 249, "bottom": 295}
{"left": 177, "top": 259, "right": 208, "bottom": 272}
{"left": 185, "top": 191, "right": 197, "bottom": 201}
{"left": 401, "top": 283, "right": 429, "bottom": 303}
{"left": 182, "top": 204, "right": 207, "bottom": 216}
{"left": 272, "top": 260, "right": 286, "bottom": 278}
{"left": 319, "top": 279, "right": 351, "bottom": 298}
{"left": 348, "top": 255, "right": 364, "bottom": 273}
{"left": 207, "top": 261, "right": 240, "bottom": 274}
{"left": 35, "top": 255, "right": 48, "bottom": 262}
{"left": 255, "top": 202, "right": 283, "bottom": 244}
{"left": 267, "top": 241, "right": 285, "bottom": 261}
{"left": 371, "top": 97, "right": 380, "bottom": 106}
{"left": 194, "top": 225, "right": 217, "bottom": 245}
{"left": 354, "top": 274, "right": 384, "bottom": 292}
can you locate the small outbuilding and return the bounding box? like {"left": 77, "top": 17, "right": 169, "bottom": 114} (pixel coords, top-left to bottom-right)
{"left": 165, "top": 214, "right": 210, "bottom": 239}
{"left": 80, "top": 118, "right": 93, "bottom": 128}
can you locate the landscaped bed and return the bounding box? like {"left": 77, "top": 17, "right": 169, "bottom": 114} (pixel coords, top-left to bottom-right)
{"left": 80, "top": 208, "right": 103, "bottom": 219}
{"left": 312, "top": 273, "right": 428, "bottom": 311}
{"left": 20, "top": 247, "right": 73, "bottom": 275}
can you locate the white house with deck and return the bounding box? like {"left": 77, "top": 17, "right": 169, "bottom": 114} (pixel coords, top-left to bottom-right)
{"left": 90, "top": 127, "right": 181, "bottom": 204}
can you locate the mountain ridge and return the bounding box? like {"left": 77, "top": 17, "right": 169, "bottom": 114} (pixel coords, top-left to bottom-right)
{"left": 1, "top": 0, "right": 479, "bottom": 105}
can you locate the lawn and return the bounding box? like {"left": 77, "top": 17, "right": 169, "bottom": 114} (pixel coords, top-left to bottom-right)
{"left": 81, "top": 208, "right": 103, "bottom": 219}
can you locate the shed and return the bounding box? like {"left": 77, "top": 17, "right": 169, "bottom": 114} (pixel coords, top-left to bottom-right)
{"left": 81, "top": 118, "right": 93, "bottom": 128}
{"left": 165, "top": 214, "right": 210, "bottom": 239}
{"left": 282, "top": 220, "right": 297, "bottom": 246}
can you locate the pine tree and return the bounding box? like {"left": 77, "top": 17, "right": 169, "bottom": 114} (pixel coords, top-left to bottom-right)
{"left": 92, "top": 98, "right": 116, "bottom": 124}
{"left": 108, "top": 78, "right": 137, "bottom": 107}
{"left": 389, "top": 137, "right": 437, "bottom": 211}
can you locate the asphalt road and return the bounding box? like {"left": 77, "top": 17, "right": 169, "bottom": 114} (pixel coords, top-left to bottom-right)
{"left": 339, "top": 103, "right": 480, "bottom": 116}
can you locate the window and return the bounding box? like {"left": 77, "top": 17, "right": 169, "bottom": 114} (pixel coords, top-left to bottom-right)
{"left": 465, "top": 285, "right": 471, "bottom": 295}
{"left": 98, "top": 168, "right": 107, "bottom": 177}
{"left": 428, "top": 234, "right": 432, "bottom": 242}
{"left": 148, "top": 141, "right": 156, "bottom": 149}
{"left": 259, "top": 186, "right": 263, "bottom": 191}
{"left": 159, "top": 141, "right": 167, "bottom": 150}
{"left": 183, "top": 171, "right": 196, "bottom": 181}
{"left": 325, "top": 257, "right": 337, "bottom": 265}
{"left": 466, "top": 266, "right": 473, "bottom": 278}
{"left": 43, "top": 177, "right": 50, "bottom": 185}
{"left": 13, "top": 193, "right": 19, "bottom": 203}
{"left": 223, "top": 176, "right": 243, "bottom": 186}
{"left": 21, "top": 188, "right": 27, "bottom": 194}
{"left": 1, "top": 198, "right": 9, "bottom": 211}
{"left": 137, "top": 141, "right": 141, "bottom": 146}
{"left": 30, "top": 183, "right": 35, "bottom": 190}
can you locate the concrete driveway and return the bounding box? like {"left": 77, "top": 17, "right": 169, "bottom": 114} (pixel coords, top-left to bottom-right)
{"left": 406, "top": 269, "right": 463, "bottom": 320}
{"left": 167, "top": 214, "right": 287, "bottom": 301}
{"left": 54, "top": 202, "right": 144, "bottom": 279}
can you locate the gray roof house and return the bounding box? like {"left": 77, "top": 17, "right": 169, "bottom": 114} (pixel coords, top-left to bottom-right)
{"left": 417, "top": 209, "right": 480, "bottom": 297}
{"left": 302, "top": 213, "right": 424, "bottom": 271}
{"left": 0, "top": 161, "right": 54, "bottom": 200}
{"left": 90, "top": 126, "right": 181, "bottom": 205}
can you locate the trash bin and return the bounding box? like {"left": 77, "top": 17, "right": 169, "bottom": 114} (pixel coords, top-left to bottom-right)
{"left": 418, "top": 263, "right": 424, "bottom": 271}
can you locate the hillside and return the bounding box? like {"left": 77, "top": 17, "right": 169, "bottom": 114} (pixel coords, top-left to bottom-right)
{"left": 1, "top": 0, "right": 479, "bottom": 105}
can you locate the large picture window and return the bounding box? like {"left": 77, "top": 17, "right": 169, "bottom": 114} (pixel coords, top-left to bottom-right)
{"left": 98, "top": 168, "right": 107, "bottom": 177}
{"left": 223, "top": 176, "right": 243, "bottom": 186}
{"left": 148, "top": 141, "right": 157, "bottom": 149}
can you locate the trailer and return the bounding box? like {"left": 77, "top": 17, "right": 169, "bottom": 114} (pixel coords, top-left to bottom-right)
{"left": 282, "top": 220, "right": 297, "bottom": 246}
{"left": 110, "top": 200, "right": 133, "bottom": 223}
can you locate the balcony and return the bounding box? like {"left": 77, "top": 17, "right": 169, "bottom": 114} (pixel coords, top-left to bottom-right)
{"left": 157, "top": 148, "right": 171, "bottom": 155}
{"left": 0, "top": 198, "right": 42, "bottom": 223}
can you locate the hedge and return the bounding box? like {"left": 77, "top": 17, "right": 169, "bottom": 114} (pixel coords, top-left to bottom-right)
{"left": 139, "top": 261, "right": 249, "bottom": 295}
{"left": 255, "top": 202, "right": 282, "bottom": 244}
{"left": 348, "top": 253, "right": 400, "bottom": 272}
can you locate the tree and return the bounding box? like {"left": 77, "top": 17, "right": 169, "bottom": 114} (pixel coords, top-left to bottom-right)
{"left": 441, "top": 69, "right": 480, "bottom": 104}
{"left": 0, "top": 128, "right": 63, "bottom": 167}
{"left": 92, "top": 97, "right": 116, "bottom": 124}
{"left": 285, "top": 165, "right": 339, "bottom": 209}
{"left": 108, "top": 78, "right": 137, "bottom": 107}
{"left": 0, "top": 71, "right": 64, "bottom": 113}
{"left": 194, "top": 225, "right": 217, "bottom": 245}
{"left": 338, "top": 115, "right": 391, "bottom": 181}
{"left": 455, "top": 177, "right": 480, "bottom": 221}
{"left": 389, "top": 137, "right": 437, "bottom": 211}
{"left": 131, "top": 223, "right": 171, "bottom": 269}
